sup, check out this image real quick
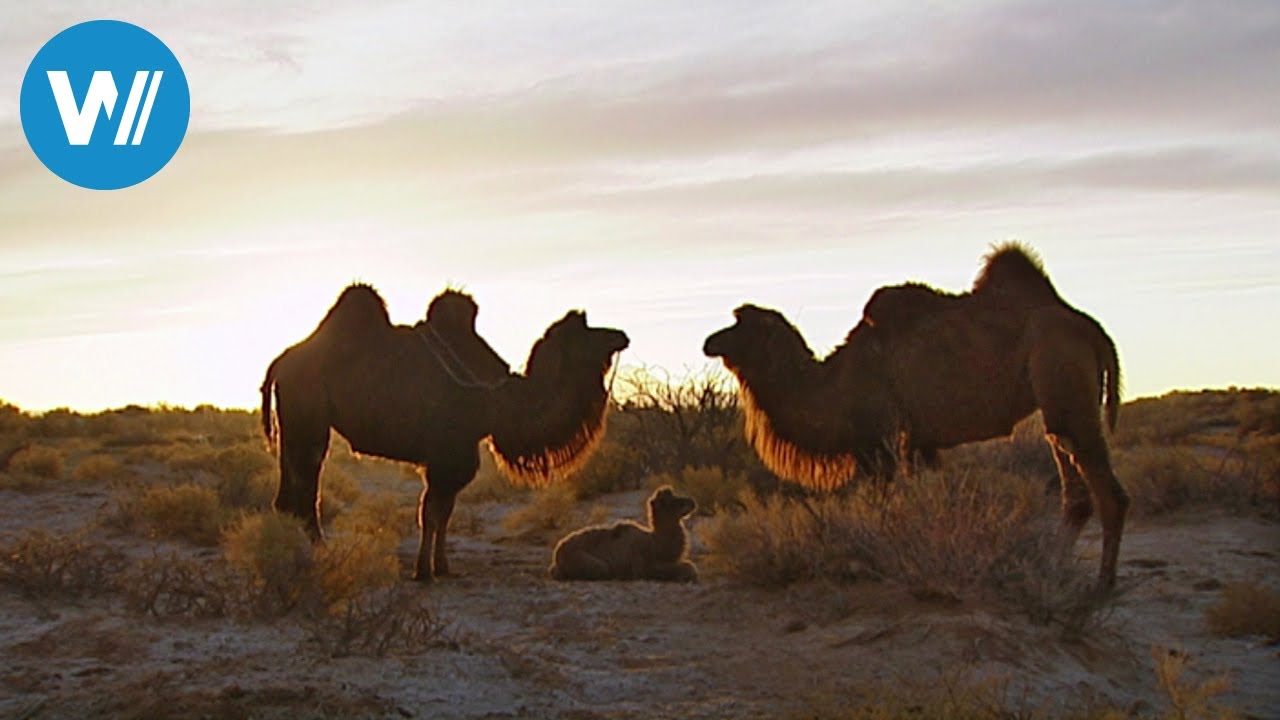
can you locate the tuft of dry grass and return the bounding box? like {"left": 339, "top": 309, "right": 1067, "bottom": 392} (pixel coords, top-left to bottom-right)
{"left": 651, "top": 465, "right": 748, "bottom": 515}
{"left": 71, "top": 453, "right": 131, "bottom": 483}
{"left": 8, "top": 444, "right": 65, "bottom": 479}
{"left": 222, "top": 512, "right": 314, "bottom": 617}
{"left": 703, "top": 468, "right": 1104, "bottom": 632}
{"left": 1204, "top": 581, "right": 1280, "bottom": 643}
{"left": 0, "top": 528, "right": 127, "bottom": 602}
{"left": 501, "top": 484, "right": 587, "bottom": 538}
{"left": 123, "top": 550, "right": 240, "bottom": 618}
{"left": 137, "top": 483, "right": 227, "bottom": 545}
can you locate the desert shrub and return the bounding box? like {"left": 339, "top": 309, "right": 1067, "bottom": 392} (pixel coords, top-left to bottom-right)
{"left": 8, "top": 444, "right": 64, "bottom": 480}
{"left": 222, "top": 512, "right": 315, "bottom": 616}
{"left": 502, "top": 485, "right": 605, "bottom": 540}
{"left": 124, "top": 551, "right": 240, "bottom": 618}
{"left": 790, "top": 650, "right": 1239, "bottom": 719}
{"left": 72, "top": 453, "right": 131, "bottom": 483}
{"left": 1204, "top": 581, "right": 1280, "bottom": 643}
{"left": 138, "top": 483, "right": 227, "bottom": 545}
{"left": 652, "top": 465, "right": 748, "bottom": 514}
{"left": 1149, "top": 646, "right": 1237, "bottom": 720}
{"left": 305, "top": 583, "right": 445, "bottom": 658}
{"left": 1232, "top": 389, "right": 1280, "bottom": 436}
{"left": 318, "top": 463, "right": 363, "bottom": 521}
{"left": 704, "top": 468, "right": 1101, "bottom": 629}
{"left": 333, "top": 491, "right": 417, "bottom": 539}
{"left": 0, "top": 528, "right": 127, "bottom": 601}
{"left": 207, "top": 443, "right": 276, "bottom": 510}
{"left": 313, "top": 530, "right": 400, "bottom": 607}
{"left": 564, "top": 438, "right": 645, "bottom": 498}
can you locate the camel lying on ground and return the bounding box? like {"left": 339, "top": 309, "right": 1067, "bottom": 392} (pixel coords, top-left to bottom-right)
{"left": 550, "top": 486, "right": 698, "bottom": 582}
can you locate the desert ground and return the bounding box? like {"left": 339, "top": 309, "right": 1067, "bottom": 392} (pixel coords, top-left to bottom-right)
{"left": 0, "top": 391, "right": 1277, "bottom": 719}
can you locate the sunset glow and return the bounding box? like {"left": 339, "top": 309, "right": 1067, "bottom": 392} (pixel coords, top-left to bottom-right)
{"left": 2, "top": 1, "right": 1278, "bottom": 411}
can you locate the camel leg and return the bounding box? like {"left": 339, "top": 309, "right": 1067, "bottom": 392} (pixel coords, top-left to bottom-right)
{"left": 274, "top": 429, "right": 329, "bottom": 541}
{"left": 415, "top": 456, "right": 474, "bottom": 582}
{"left": 1047, "top": 437, "right": 1092, "bottom": 548}
{"left": 1046, "top": 432, "right": 1128, "bottom": 588}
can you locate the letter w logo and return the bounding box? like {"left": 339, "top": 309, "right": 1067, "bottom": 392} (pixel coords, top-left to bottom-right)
{"left": 46, "top": 70, "right": 163, "bottom": 145}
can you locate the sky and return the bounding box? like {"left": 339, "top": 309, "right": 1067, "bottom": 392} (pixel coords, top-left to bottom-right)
{"left": 1, "top": 0, "right": 1278, "bottom": 412}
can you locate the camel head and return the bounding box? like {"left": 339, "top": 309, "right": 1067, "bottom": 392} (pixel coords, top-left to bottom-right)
{"left": 647, "top": 486, "right": 696, "bottom": 526}
{"left": 525, "top": 310, "right": 630, "bottom": 382}
{"left": 703, "top": 304, "right": 816, "bottom": 376}
{"left": 705, "top": 304, "right": 870, "bottom": 492}
{"left": 489, "top": 310, "right": 628, "bottom": 487}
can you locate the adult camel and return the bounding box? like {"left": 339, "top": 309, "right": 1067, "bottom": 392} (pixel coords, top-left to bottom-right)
{"left": 704, "top": 244, "right": 1128, "bottom": 587}
{"left": 261, "top": 284, "right": 628, "bottom": 581}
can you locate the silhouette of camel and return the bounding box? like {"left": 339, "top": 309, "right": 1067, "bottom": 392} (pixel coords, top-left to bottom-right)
{"left": 704, "top": 244, "right": 1128, "bottom": 587}
{"left": 550, "top": 486, "right": 697, "bottom": 582}
{"left": 262, "top": 284, "right": 628, "bottom": 581}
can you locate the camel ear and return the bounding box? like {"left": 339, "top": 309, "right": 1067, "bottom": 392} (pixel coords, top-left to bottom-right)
{"left": 563, "top": 310, "right": 587, "bottom": 328}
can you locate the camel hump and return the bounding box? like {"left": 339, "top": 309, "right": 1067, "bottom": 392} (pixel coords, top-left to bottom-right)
{"left": 315, "top": 283, "right": 391, "bottom": 338}
{"left": 973, "top": 242, "right": 1060, "bottom": 306}
{"left": 862, "top": 282, "right": 950, "bottom": 330}
{"left": 421, "top": 289, "right": 512, "bottom": 382}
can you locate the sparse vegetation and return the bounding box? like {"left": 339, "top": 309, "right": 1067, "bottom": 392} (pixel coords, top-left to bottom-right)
{"left": 71, "top": 453, "right": 130, "bottom": 483}
{"left": 136, "top": 482, "right": 227, "bottom": 545}
{"left": 703, "top": 468, "right": 1105, "bottom": 633}
{"left": 0, "top": 528, "right": 127, "bottom": 602}
{"left": 1204, "top": 581, "right": 1280, "bottom": 643}
{"left": 8, "top": 444, "right": 65, "bottom": 479}
{"left": 791, "top": 648, "right": 1240, "bottom": 720}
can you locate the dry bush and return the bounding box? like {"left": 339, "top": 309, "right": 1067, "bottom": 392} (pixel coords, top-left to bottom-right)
{"left": 312, "top": 530, "right": 400, "bottom": 607}
{"left": 208, "top": 443, "right": 276, "bottom": 510}
{"left": 1115, "top": 443, "right": 1276, "bottom": 517}
{"left": 651, "top": 465, "right": 748, "bottom": 514}
{"left": 71, "top": 453, "right": 131, "bottom": 483}
{"left": 304, "top": 583, "right": 445, "bottom": 658}
{"left": 563, "top": 438, "right": 644, "bottom": 498}
{"left": 0, "top": 528, "right": 127, "bottom": 601}
{"left": 502, "top": 485, "right": 605, "bottom": 540}
{"left": 333, "top": 491, "right": 417, "bottom": 539}
{"left": 793, "top": 671, "right": 1039, "bottom": 720}
{"left": 222, "top": 512, "right": 314, "bottom": 617}
{"left": 138, "top": 483, "right": 227, "bottom": 545}
{"left": 123, "top": 551, "right": 240, "bottom": 618}
{"left": 1204, "top": 581, "right": 1280, "bottom": 643}
{"left": 8, "top": 444, "right": 65, "bottom": 480}
{"left": 791, "top": 651, "right": 1240, "bottom": 720}
{"left": 704, "top": 469, "right": 1103, "bottom": 630}
{"left": 1149, "top": 646, "right": 1237, "bottom": 720}
{"left": 318, "top": 463, "right": 363, "bottom": 521}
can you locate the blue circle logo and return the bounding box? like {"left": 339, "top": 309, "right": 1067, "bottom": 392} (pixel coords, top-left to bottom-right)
{"left": 20, "top": 20, "right": 190, "bottom": 190}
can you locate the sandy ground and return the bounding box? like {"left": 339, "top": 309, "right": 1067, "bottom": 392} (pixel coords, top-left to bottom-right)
{"left": 1, "top": 486, "right": 1277, "bottom": 719}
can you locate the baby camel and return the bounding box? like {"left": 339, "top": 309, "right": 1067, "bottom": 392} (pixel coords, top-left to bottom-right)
{"left": 549, "top": 486, "right": 697, "bottom": 582}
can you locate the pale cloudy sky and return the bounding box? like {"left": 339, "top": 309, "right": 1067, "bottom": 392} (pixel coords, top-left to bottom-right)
{"left": 1, "top": 1, "right": 1278, "bottom": 411}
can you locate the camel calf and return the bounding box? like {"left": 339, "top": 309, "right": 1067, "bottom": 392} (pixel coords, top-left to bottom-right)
{"left": 549, "top": 486, "right": 697, "bottom": 582}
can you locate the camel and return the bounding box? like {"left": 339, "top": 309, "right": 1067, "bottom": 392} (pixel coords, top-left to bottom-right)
{"left": 703, "top": 244, "right": 1129, "bottom": 587}
{"left": 261, "top": 284, "right": 629, "bottom": 581}
{"left": 549, "top": 486, "right": 698, "bottom": 582}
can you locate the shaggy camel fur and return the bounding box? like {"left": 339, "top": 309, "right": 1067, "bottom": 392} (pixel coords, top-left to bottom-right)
{"left": 550, "top": 486, "right": 698, "bottom": 582}
{"left": 261, "top": 284, "right": 628, "bottom": 581}
{"left": 704, "top": 244, "right": 1129, "bottom": 587}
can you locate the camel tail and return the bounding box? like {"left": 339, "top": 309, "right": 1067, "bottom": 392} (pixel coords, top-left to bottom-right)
{"left": 1101, "top": 327, "right": 1122, "bottom": 433}
{"left": 260, "top": 355, "right": 281, "bottom": 451}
